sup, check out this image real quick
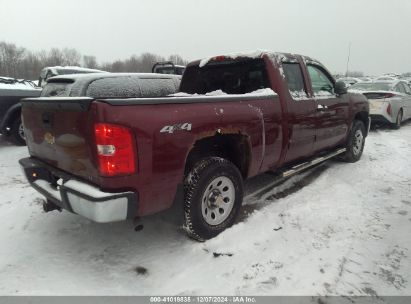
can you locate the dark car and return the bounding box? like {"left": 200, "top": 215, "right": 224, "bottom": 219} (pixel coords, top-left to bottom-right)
{"left": 0, "top": 77, "right": 41, "bottom": 145}
{"left": 152, "top": 62, "right": 186, "bottom": 75}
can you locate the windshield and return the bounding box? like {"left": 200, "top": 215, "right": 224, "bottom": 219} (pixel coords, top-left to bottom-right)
{"left": 350, "top": 82, "right": 394, "bottom": 91}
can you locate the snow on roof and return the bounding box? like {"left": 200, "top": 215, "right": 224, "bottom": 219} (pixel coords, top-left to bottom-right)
{"left": 198, "top": 50, "right": 322, "bottom": 68}
{"left": 199, "top": 50, "right": 269, "bottom": 67}
{"left": 43, "top": 66, "right": 105, "bottom": 74}
{"left": 48, "top": 72, "right": 180, "bottom": 82}
{"left": 0, "top": 83, "right": 34, "bottom": 90}
{"left": 0, "top": 77, "right": 40, "bottom": 91}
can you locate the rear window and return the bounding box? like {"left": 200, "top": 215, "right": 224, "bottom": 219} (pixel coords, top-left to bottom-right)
{"left": 350, "top": 82, "right": 393, "bottom": 91}
{"left": 140, "top": 78, "right": 178, "bottom": 97}
{"left": 41, "top": 82, "right": 73, "bottom": 97}
{"left": 86, "top": 76, "right": 178, "bottom": 98}
{"left": 86, "top": 77, "right": 141, "bottom": 98}
{"left": 180, "top": 59, "right": 269, "bottom": 94}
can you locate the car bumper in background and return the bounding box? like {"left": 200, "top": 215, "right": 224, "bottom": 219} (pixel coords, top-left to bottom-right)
{"left": 369, "top": 100, "right": 393, "bottom": 124}
{"left": 19, "top": 157, "right": 138, "bottom": 223}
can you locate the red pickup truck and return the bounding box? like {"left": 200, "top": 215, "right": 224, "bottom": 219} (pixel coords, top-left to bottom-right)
{"left": 20, "top": 51, "right": 369, "bottom": 240}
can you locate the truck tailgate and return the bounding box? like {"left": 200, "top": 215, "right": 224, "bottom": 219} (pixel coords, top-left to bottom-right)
{"left": 21, "top": 98, "right": 99, "bottom": 182}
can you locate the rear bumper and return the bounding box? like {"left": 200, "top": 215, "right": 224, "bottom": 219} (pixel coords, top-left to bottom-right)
{"left": 369, "top": 100, "right": 394, "bottom": 123}
{"left": 19, "top": 157, "right": 138, "bottom": 223}
{"left": 370, "top": 114, "right": 392, "bottom": 124}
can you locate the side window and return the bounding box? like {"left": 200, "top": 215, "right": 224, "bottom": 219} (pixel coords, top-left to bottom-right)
{"left": 283, "top": 63, "right": 307, "bottom": 99}
{"left": 86, "top": 77, "right": 141, "bottom": 98}
{"left": 396, "top": 83, "right": 407, "bottom": 94}
{"left": 307, "top": 65, "right": 335, "bottom": 96}
{"left": 404, "top": 83, "right": 411, "bottom": 95}
{"left": 394, "top": 84, "right": 403, "bottom": 93}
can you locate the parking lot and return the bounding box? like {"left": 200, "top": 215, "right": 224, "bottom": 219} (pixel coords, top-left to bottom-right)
{"left": 0, "top": 123, "right": 410, "bottom": 296}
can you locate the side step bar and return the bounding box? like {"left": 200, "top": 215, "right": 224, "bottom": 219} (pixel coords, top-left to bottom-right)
{"left": 282, "top": 148, "right": 346, "bottom": 178}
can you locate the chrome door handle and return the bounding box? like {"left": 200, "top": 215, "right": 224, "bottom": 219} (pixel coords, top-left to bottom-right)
{"left": 317, "top": 104, "right": 328, "bottom": 111}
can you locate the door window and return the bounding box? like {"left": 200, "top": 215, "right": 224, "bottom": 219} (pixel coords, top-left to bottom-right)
{"left": 395, "top": 83, "right": 407, "bottom": 94}
{"left": 403, "top": 83, "right": 411, "bottom": 95}
{"left": 283, "top": 63, "right": 307, "bottom": 99}
{"left": 307, "top": 65, "right": 335, "bottom": 96}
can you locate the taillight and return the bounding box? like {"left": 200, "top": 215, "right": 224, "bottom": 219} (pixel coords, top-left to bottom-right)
{"left": 94, "top": 123, "right": 136, "bottom": 176}
{"left": 387, "top": 104, "right": 392, "bottom": 116}
{"left": 213, "top": 55, "right": 226, "bottom": 61}
{"left": 384, "top": 93, "right": 395, "bottom": 98}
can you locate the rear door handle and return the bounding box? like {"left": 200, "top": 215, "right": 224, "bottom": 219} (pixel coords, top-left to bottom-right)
{"left": 317, "top": 104, "right": 328, "bottom": 111}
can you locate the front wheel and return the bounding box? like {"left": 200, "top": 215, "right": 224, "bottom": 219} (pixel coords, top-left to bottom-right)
{"left": 183, "top": 157, "right": 243, "bottom": 241}
{"left": 340, "top": 120, "right": 366, "bottom": 163}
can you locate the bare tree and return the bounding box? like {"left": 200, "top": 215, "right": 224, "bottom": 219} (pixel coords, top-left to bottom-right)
{"left": 0, "top": 42, "right": 26, "bottom": 78}
{"left": 83, "top": 55, "right": 98, "bottom": 69}
{"left": 139, "top": 52, "right": 164, "bottom": 72}
{"left": 168, "top": 54, "right": 187, "bottom": 66}
{"left": 0, "top": 40, "right": 188, "bottom": 79}
{"left": 62, "top": 48, "right": 81, "bottom": 66}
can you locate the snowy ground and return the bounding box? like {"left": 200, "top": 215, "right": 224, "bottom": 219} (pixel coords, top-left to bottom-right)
{"left": 0, "top": 123, "right": 410, "bottom": 296}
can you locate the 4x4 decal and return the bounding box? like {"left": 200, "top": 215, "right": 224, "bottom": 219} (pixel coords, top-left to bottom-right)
{"left": 160, "top": 123, "right": 192, "bottom": 134}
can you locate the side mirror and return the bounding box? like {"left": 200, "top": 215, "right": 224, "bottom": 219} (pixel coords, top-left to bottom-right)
{"left": 335, "top": 81, "right": 347, "bottom": 95}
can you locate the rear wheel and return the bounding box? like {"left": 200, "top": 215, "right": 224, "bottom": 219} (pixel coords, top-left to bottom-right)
{"left": 340, "top": 120, "right": 366, "bottom": 163}
{"left": 10, "top": 117, "right": 26, "bottom": 146}
{"left": 183, "top": 157, "right": 243, "bottom": 241}
{"left": 392, "top": 109, "right": 403, "bottom": 130}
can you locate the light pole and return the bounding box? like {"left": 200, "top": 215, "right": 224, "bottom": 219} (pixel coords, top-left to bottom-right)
{"left": 345, "top": 42, "right": 351, "bottom": 77}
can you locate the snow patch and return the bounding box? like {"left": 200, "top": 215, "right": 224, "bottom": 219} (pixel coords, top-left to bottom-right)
{"left": 199, "top": 50, "right": 268, "bottom": 67}
{"left": 169, "top": 88, "right": 277, "bottom": 99}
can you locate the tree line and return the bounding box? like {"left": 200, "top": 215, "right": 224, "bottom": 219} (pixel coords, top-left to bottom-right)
{"left": 0, "top": 41, "right": 188, "bottom": 80}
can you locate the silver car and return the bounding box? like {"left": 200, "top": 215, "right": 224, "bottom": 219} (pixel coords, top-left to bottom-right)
{"left": 349, "top": 81, "right": 411, "bottom": 129}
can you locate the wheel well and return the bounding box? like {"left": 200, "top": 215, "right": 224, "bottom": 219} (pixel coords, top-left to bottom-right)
{"left": 9, "top": 109, "right": 21, "bottom": 125}
{"left": 1, "top": 107, "right": 21, "bottom": 132}
{"left": 354, "top": 111, "right": 369, "bottom": 135}
{"left": 185, "top": 134, "right": 251, "bottom": 179}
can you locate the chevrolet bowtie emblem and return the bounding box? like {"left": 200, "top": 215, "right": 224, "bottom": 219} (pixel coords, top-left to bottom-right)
{"left": 44, "top": 132, "right": 55, "bottom": 145}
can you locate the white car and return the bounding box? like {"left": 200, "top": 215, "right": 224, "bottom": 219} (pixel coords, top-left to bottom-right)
{"left": 337, "top": 77, "right": 362, "bottom": 87}
{"left": 374, "top": 76, "right": 398, "bottom": 82}
{"left": 349, "top": 81, "right": 411, "bottom": 129}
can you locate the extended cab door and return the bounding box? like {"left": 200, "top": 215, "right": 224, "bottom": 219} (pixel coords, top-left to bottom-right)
{"left": 281, "top": 62, "right": 317, "bottom": 164}
{"left": 306, "top": 64, "right": 349, "bottom": 152}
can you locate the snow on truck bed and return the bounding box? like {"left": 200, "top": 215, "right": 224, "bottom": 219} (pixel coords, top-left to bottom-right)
{"left": 170, "top": 88, "right": 277, "bottom": 98}
{"left": 0, "top": 124, "right": 410, "bottom": 296}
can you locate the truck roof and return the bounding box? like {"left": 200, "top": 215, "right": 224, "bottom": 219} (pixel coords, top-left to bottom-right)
{"left": 193, "top": 50, "right": 321, "bottom": 68}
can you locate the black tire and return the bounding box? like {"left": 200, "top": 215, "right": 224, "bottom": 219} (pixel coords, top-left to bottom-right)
{"left": 391, "top": 109, "right": 403, "bottom": 130}
{"left": 340, "top": 120, "right": 366, "bottom": 163}
{"left": 10, "top": 117, "right": 26, "bottom": 146}
{"left": 183, "top": 157, "right": 243, "bottom": 241}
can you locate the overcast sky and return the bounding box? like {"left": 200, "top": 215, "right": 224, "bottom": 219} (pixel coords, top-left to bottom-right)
{"left": 1, "top": 0, "right": 410, "bottom": 75}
